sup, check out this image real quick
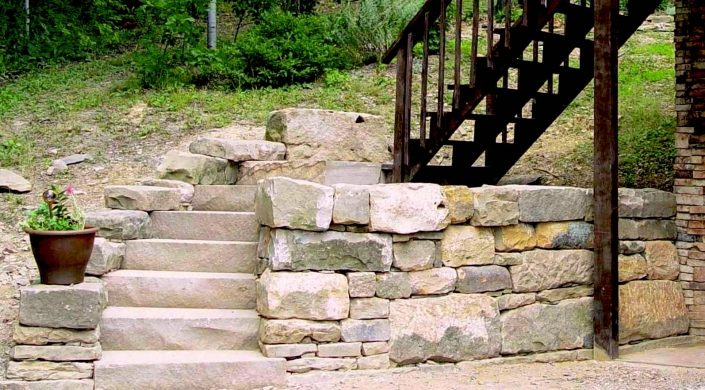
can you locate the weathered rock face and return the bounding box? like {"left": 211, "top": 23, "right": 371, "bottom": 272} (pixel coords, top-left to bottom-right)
{"left": 286, "top": 357, "right": 356, "bottom": 373}
{"left": 496, "top": 293, "right": 536, "bottom": 311}
{"left": 443, "top": 186, "right": 474, "bottom": 224}
{"left": 140, "top": 179, "right": 194, "bottom": 203}
{"left": 369, "top": 184, "right": 450, "bottom": 234}
{"left": 13, "top": 325, "right": 100, "bottom": 345}
{"left": 510, "top": 249, "right": 594, "bottom": 292}
{"left": 619, "top": 281, "right": 689, "bottom": 344}
{"left": 536, "top": 286, "right": 593, "bottom": 303}
{"left": 440, "top": 226, "right": 495, "bottom": 267}
{"left": 392, "top": 240, "right": 436, "bottom": 271}
{"left": 156, "top": 150, "right": 236, "bottom": 185}
{"left": 255, "top": 177, "right": 334, "bottom": 231}
{"left": 618, "top": 188, "right": 676, "bottom": 218}
{"left": 618, "top": 254, "right": 647, "bottom": 282}
{"left": 237, "top": 160, "right": 327, "bottom": 184}
{"left": 470, "top": 187, "right": 519, "bottom": 226}
{"left": 375, "top": 273, "right": 412, "bottom": 299}
{"left": 85, "top": 210, "right": 150, "bottom": 240}
{"left": 266, "top": 109, "right": 392, "bottom": 163}
{"left": 456, "top": 265, "right": 512, "bottom": 293}
{"left": 332, "top": 184, "right": 370, "bottom": 225}
{"left": 257, "top": 270, "right": 349, "bottom": 320}
{"left": 0, "top": 169, "right": 31, "bottom": 193}
{"left": 259, "top": 319, "right": 341, "bottom": 343}
{"left": 85, "top": 238, "right": 125, "bottom": 276}
{"left": 262, "top": 343, "right": 317, "bottom": 358}
{"left": 644, "top": 241, "right": 679, "bottom": 280}
{"left": 19, "top": 283, "right": 107, "bottom": 329}
{"left": 620, "top": 240, "right": 645, "bottom": 255}
{"left": 516, "top": 186, "right": 589, "bottom": 222}
{"left": 189, "top": 138, "right": 286, "bottom": 161}
{"left": 500, "top": 297, "right": 593, "bottom": 354}
{"left": 494, "top": 224, "right": 537, "bottom": 252}
{"left": 535, "top": 222, "right": 594, "bottom": 249}
{"left": 266, "top": 229, "right": 392, "bottom": 272}
{"left": 104, "top": 185, "right": 181, "bottom": 211}
{"left": 350, "top": 298, "right": 389, "bottom": 319}
{"left": 389, "top": 294, "right": 501, "bottom": 364}
{"left": 408, "top": 268, "right": 457, "bottom": 295}
{"left": 618, "top": 219, "right": 678, "bottom": 240}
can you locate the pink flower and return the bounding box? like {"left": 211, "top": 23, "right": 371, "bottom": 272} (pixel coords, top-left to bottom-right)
{"left": 64, "top": 185, "right": 75, "bottom": 196}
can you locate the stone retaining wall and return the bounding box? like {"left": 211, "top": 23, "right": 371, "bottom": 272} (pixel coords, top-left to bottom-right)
{"left": 254, "top": 178, "right": 689, "bottom": 372}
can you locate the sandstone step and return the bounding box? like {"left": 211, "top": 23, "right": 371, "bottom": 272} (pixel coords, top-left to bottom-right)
{"left": 150, "top": 211, "right": 259, "bottom": 241}
{"left": 100, "top": 307, "right": 259, "bottom": 351}
{"left": 123, "top": 239, "right": 257, "bottom": 273}
{"left": 103, "top": 270, "right": 255, "bottom": 310}
{"left": 104, "top": 185, "right": 182, "bottom": 211}
{"left": 94, "top": 350, "right": 286, "bottom": 390}
{"left": 191, "top": 185, "right": 257, "bottom": 212}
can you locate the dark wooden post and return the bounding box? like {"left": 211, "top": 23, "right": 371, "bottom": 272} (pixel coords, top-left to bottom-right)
{"left": 593, "top": 0, "right": 619, "bottom": 360}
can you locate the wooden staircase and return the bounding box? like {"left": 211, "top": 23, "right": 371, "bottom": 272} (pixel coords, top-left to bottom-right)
{"left": 383, "top": 0, "right": 662, "bottom": 186}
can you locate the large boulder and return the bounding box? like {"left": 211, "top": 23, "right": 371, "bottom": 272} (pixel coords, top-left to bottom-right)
{"left": 500, "top": 297, "right": 593, "bottom": 354}
{"left": 266, "top": 108, "right": 392, "bottom": 163}
{"left": 255, "top": 177, "right": 334, "bottom": 231}
{"left": 369, "top": 184, "right": 450, "bottom": 234}
{"left": 509, "top": 249, "right": 594, "bottom": 292}
{"left": 265, "top": 229, "right": 393, "bottom": 272}
{"left": 156, "top": 150, "right": 236, "bottom": 185}
{"left": 389, "top": 294, "right": 501, "bottom": 364}
{"left": 256, "top": 270, "right": 349, "bottom": 320}
{"left": 189, "top": 138, "right": 286, "bottom": 161}
{"left": 19, "top": 282, "right": 107, "bottom": 329}
{"left": 619, "top": 281, "right": 689, "bottom": 344}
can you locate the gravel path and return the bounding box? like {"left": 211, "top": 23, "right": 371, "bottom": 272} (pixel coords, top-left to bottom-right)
{"left": 285, "top": 360, "right": 705, "bottom": 390}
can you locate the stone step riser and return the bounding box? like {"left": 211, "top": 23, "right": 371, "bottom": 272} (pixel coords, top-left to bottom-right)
{"left": 103, "top": 271, "right": 256, "bottom": 310}
{"left": 100, "top": 308, "right": 259, "bottom": 351}
{"left": 150, "top": 211, "right": 259, "bottom": 242}
{"left": 123, "top": 240, "right": 257, "bottom": 273}
{"left": 191, "top": 185, "right": 257, "bottom": 212}
{"left": 94, "top": 351, "right": 286, "bottom": 390}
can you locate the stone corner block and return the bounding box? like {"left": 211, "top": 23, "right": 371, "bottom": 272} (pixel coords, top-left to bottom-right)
{"left": 255, "top": 177, "right": 334, "bottom": 231}
{"left": 104, "top": 185, "right": 181, "bottom": 211}
{"left": 85, "top": 238, "right": 125, "bottom": 276}
{"left": 19, "top": 282, "right": 107, "bottom": 329}
{"left": 84, "top": 210, "right": 150, "bottom": 240}
{"left": 256, "top": 270, "right": 349, "bottom": 320}
{"left": 369, "top": 183, "right": 450, "bottom": 234}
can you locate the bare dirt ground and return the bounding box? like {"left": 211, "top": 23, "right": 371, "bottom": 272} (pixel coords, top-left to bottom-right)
{"left": 284, "top": 360, "right": 705, "bottom": 390}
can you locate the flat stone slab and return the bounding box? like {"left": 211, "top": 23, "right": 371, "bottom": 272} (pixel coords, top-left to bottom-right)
{"left": 13, "top": 325, "right": 100, "bottom": 346}
{"left": 189, "top": 138, "right": 286, "bottom": 161}
{"left": 0, "top": 379, "right": 94, "bottom": 390}
{"left": 0, "top": 169, "right": 31, "bottom": 193}
{"left": 85, "top": 210, "right": 151, "bottom": 240}
{"left": 12, "top": 344, "right": 102, "bottom": 362}
{"left": 620, "top": 344, "right": 705, "bottom": 369}
{"left": 259, "top": 319, "right": 341, "bottom": 344}
{"left": 264, "top": 229, "right": 392, "bottom": 272}
{"left": 19, "top": 282, "right": 107, "bottom": 329}
{"left": 237, "top": 160, "right": 326, "bottom": 185}
{"left": 105, "top": 185, "right": 181, "bottom": 211}
{"left": 5, "top": 361, "right": 93, "bottom": 381}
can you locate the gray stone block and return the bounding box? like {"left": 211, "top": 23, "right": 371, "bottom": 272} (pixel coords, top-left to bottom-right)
{"left": 19, "top": 283, "right": 107, "bottom": 329}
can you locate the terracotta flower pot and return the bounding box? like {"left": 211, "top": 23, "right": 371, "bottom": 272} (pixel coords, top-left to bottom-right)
{"left": 24, "top": 226, "right": 98, "bottom": 285}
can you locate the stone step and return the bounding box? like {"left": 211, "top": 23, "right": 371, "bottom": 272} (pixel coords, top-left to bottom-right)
{"left": 104, "top": 185, "right": 182, "bottom": 211}
{"left": 103, "top": 270, "right": 255, "bottom": 310}
{"left": 100, "top": 307, "right": 259, "bottom": 351}
{"left": 150, "top": 211, "right": 259, "bottom": 241}
{"left": 94, "top": 350, "right": 286, "bottom": 390}
{"left": 123, "top": 239, "right": 258, "bottom": 273}
{"left": 191, "top": 185, "right": 257, "bottom": 212}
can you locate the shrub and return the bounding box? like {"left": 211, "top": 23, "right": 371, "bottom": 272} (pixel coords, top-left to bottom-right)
{"left": 333, "top": 0, "right": 424, "bottom": 64}
{"left": 227, "top": 9, "right": 353, "bottom": 88}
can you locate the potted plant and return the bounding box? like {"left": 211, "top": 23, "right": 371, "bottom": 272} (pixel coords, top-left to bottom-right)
{"left": 22, "top": 185, "right": 97, "bottom": 285}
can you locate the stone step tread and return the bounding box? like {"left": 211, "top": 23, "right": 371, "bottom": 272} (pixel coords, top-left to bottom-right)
{"left": 95, "top": 350, "right": 286, "bottom": 390}
{"left": 102, "top": 307, "right": 258, "bottom": 319}
{"left": 150, "top": 211, "right": 258, "bottom": 242}
{"left": 104, "top": 269, "right": 256, "bottom": 280}
{"left": 97, "top": 350, "right": 277, "bottom": 365}
{"left": 123, "top": 239, "right": 258, "bottom": 273}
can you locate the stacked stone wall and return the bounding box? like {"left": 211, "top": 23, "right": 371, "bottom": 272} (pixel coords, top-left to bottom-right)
{"left": 255, "top": 178, "right": 688, "bottom": 372}
{"left": 674, "top": 0, "right": 705, "bottom": 336}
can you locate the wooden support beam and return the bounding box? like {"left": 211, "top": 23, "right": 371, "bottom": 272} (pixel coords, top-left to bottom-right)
{"left": 593, "top": 0, "right": 619, "bottom": 360}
